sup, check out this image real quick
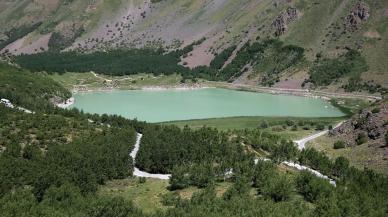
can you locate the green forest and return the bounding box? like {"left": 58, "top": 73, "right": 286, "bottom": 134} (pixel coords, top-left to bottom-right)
{"left": 12, "top": 39, "right": 304, "bottom": 84}
{"left": 1, "top": 63, "right": 387, "bottom": 216}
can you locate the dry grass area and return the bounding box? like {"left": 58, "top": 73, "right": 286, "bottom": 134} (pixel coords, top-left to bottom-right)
{"left": 306, "top": 135, "right": 388, "bottom": 175}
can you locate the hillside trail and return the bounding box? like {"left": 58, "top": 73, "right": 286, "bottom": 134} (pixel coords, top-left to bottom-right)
{"left": 294, "top": 121, "right": 344, "bottom": 150}
{"left": 130, "top": 128, "right": 340, "bottom": 185}
{"left": 130, "top": 133, "right": 171, "bottom": 180}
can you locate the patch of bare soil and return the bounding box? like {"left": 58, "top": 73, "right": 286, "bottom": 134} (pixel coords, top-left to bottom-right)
{"left": 274, "top": 70, "right": 309, "bottom": 89}
{"left": 273, "top": 79, "right": 304, "bottom": 89}
{"left": 232, "top": 64, "right": 258, "bottom": 85}
{"left": 363, "top": 30, "right": 381, "bottom": 39}
{"left": 180, "top": 35, "right": 221, "bottom": 68}
{"left": 2, "top": 33, "right": 52, "bottom": 55}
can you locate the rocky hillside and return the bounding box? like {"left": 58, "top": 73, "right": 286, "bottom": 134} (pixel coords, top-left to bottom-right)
{"left": 330, "top": 100, "right": 387, "bottom": 147}
{"left": 0, "top": 0, "right": 387, "bottom": 88}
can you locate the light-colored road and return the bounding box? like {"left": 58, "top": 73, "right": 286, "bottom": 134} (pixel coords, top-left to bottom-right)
{"left": 130, "top": 133, "right": 171, "bottom": 180}
{"left": 293, "top": 121, "right": 344, "bottom": 150}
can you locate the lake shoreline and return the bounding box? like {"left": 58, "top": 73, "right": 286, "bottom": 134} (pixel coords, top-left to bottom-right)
{"left": 69, "top": 81, "right": 380, "bottom": 102}
{"left": 68, "top": 88, "right": 345, "bottom": 123}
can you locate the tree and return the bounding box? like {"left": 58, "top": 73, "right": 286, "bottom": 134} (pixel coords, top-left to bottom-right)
{"left": 296, "top": 171, "right": 333, "bottom": 203}
{"left": 189, "top": 163, "right": 215, "bottom": 188}
{"left": 169, "top": 165, "right": 189, "bottom": 190}
{"left": 0, "top": 189, "right": 38, "bottom": 217}
{"left": 314, "top": 194, "right": 341, "bottom": 217}
{"left": 89, "top": 197, "right": 141, "bottom": 217}
{"left": 271, "top": 140, "right": 298, "bottom": 163}
{"left": 333, "top": 156, "right": 349, "bottom": 177}
{"left": 252, "top": 160, "right": 277, "bottom": 191}
{"left": 262, "top": 173, "right": 293, "bottom": 202}
{"left": 260, "top": 120, "right": 269, "bottom": 129}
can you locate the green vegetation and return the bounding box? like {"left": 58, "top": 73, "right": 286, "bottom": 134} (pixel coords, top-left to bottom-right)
{"left": 356, "top": 132, "right": 368, "bottom": 145}
{"left": 14, "top": 49, "right": 189, "bottom": 76}
{"left": 163, "top": 116, "right": 342, "bottom": 139}
{"left": 0, "top": 106, "right": 137, "bottom": 199}
{"left": 49, "top": 71, "right": 185, "bottom": 91}
{"left": 209, "top": 45, "right": 236, "bottom": 70}
{"left": 0, "top": 62, "right": 71, "bottom": 111}
{"left": 1, "top": 62, "right": 388, "bottom": 217}
{"left": 328, "top": 97, "right": 370, "bottom": 117}
{"left": 48, "top": 28, "right": 84, "bottom": 51}
{"left": 13, "top": 39, "right": 304, "bottom": 85}
{"left": 307, "top": 135, "right": 388, "bottom": 175}
{"left": 371, "top": 107, "right": 381, "bottom": 113}
{"left": 308, "top": 50, "right": 368, "bottom": 87}
{"left": 0, "top": 22, "right": 42, "bottom": 50}
{"left": 219, "top": 40, "right": 304, "bottom": 85}
{"left": 333, "top": 141, "right": 345, "bottom": 149}
{"left": 99, "top": 178, "right": 169, "bottom": 213}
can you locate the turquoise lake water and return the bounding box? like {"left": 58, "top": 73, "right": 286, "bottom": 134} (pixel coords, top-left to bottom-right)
{"left": 70, "top": 88, "right": 344, "bottom": 123}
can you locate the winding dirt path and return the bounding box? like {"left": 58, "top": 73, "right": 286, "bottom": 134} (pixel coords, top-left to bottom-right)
{"left": 130, "top": 133, "right": 171, "bottom": 180}
{"left": 130, "top": 127, "right": 342, "bottom": 185}
{"left": 293, "top": 121, "right": 344, "bottom": 150}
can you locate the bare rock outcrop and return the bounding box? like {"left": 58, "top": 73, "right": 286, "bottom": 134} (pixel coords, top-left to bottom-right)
{"left": 330, "top": 102, "right": 387, "bottom": 147}
{"left": 344, "top": 1, "right": 370, "bottom": 31}
{"left": 272, "top": 7, "right": 299, "bottom": 36}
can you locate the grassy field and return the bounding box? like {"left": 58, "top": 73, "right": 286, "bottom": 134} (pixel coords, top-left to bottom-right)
{"left": 162, "top": 116, "right": 344, "bottom": 140}
{"left": 306, "top": 135, "right": 388, "bottom": 175}
{"left": 98, "top": 178, "right": 170, "bottom": 214}
{"left": 98, "top": 177, "right": 232, "bottom": 213}
{"left": 49, "top": 72, "right": 186, "bottom": 91}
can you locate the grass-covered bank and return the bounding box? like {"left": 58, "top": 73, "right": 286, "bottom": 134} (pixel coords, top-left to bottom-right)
{"left": 162, "top": 116, "right": 344, "bottom": 140}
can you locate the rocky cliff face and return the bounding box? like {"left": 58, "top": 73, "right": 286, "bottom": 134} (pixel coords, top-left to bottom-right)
{"left": 344, "top": 1, "right": 370, "bottom": 31}
{"left": 272, "top": 7, "right": 299, "bottom": 36}
{"left": 330, "top": 101, "right": 387, "bottom": 147}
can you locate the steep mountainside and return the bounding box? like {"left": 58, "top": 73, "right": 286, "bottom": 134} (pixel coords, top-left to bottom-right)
{"left": 0, "top": 0, "right": 387, "bottom": 88}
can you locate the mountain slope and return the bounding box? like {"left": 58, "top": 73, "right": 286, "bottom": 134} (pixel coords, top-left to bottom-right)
{"left": 0, "top": 0, "right": 387, "bottom": 88}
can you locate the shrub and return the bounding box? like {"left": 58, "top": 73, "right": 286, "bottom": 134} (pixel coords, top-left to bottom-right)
{"left": 333, "top": 141, "right": 345, "bottom": 149}
{"left": 356, "top": 132, "right": 368, "bottom": 145}
{"left": 285, "top": 119, "right": 294, "bottom": 126}
{"left": 260, "top": 121, "right": 269, "bottom": 129}
{"left": 371, "top": 108, "right": 380, "bottom": 113}
{"left": 138, "top": 177, "right": 146, "bottom": 184}
{"left": 316, "top": 124, "right": 325, "bottom": 131}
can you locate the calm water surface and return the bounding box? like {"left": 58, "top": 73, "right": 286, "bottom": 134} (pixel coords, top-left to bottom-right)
{"left": 70, "top": 88, "right": 344, "bottom": 122}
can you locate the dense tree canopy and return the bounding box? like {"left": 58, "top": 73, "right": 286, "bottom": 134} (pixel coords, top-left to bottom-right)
{"left": 1, "top": 62, "right": 387, "bottom": 217}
